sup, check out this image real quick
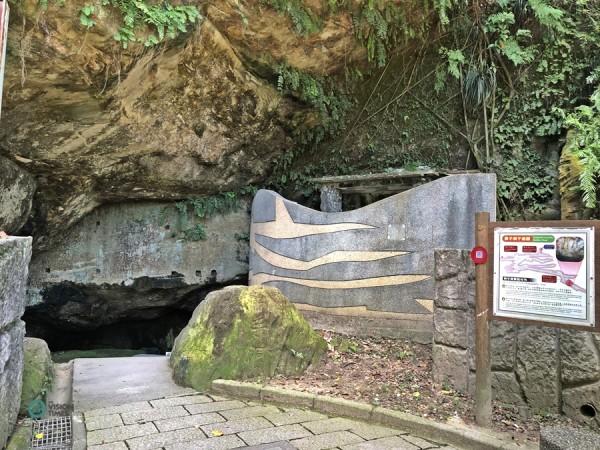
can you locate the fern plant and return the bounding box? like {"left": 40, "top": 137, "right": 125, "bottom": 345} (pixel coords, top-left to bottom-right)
{"left": 80, "top": 0, "right": 200, "bottom": 48}
{"left": 564, "top": 88, "right": 600, "bottom": 209}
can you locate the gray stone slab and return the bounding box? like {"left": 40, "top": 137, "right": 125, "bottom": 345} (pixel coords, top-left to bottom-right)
{"left": 122, "top": 405, "right": 189, "bottom": 425}
{"left": 89, "top": 442, "right": 129, "bottom": 450}
{"left": 540, "top": 425, "right": 600, "bottom": 450}
{"left": 238, "top": 424, "right": 312, "bottom": 445}
{"left": 86, "top": 414, "right": 124, "bottom": 431}
{"left": 0, "top": 237, "right": 32, "bottom": 328}
{"left": 155, "top": 413, "right": 226, "bottom": 432}
{"left": 85, "top": 401, "right": 153, "bottom": 418}
{"left": 127, "top": 427, "right": 207, "bottom": 450}
{"left": 347, "top": 422, "right": 401, "bottom": 440}
{"left": 401, "top": 435, "right": 441, "bottom": 449}
{"left": 0, "top": 320, "right": 25, "bottom": 450}
{"left": 87, "top": 422, "right": 158, "bottom": 446}
{"left": 185, "top": 400, "right": 247, "bottom": 415}
{"left": 201, "top": 417, "right": 273, "bottom": 436}
{"left": 240, "top": 442, "right": 297, "bottom": 450}
{"left": 165, "top": 434, "right": 246, "bottom": 450}
{"left": 341, "top": 436, "right": 419, "bottom": 450}
{"left": 291, "top": 430, "right": 364, "bottom": 450}
{"left": 221, "top": 405, "right": 281, "bottom": 421}
{"left": 150, "top": 394, "right": 213, "bottom": 408}
{"left": 301, "top": 418, "right": 356, "bottom": 435}
{"left": 265, "top": 410, "right": 326, "bottom": 426}
{"left": 73, "top": 356, "right": 195, "bottom": 411}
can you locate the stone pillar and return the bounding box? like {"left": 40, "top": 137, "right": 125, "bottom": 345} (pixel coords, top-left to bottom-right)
{"left": 320, "top": 185, "right": 342, "bottom": 212}
{"left": 0, "top": 237, "right": 32, "bottom": 449}
{"left": 432, "top": 249, "right": 475, "bottom": 394}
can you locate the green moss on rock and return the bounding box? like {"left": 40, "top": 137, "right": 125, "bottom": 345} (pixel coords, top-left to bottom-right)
{"left": 170, "top": 285, "right": 327, "bottom": 390}
{"left": 5, "top": 422, "right": 32, "bottom": 450}
{"left": 20, "top": 338, "right": 53, "bottom": 415}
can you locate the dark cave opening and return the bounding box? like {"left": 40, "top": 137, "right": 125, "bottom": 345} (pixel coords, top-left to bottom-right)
{"left": 23, "top": 274, "right": 248, "bottom": 356}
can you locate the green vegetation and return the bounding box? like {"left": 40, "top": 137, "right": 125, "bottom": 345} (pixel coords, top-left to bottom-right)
{"left": 80, "top": 0, "right": 199, "bottom": 47}
{"left": 165, "top": 188, "right": 256, "bottom": 241}
{"left": 564, "top": 85, "right": 600, "bottom": 209}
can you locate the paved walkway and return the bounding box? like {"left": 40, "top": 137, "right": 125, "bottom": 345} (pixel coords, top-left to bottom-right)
{"left": 82, "top": 393, "right": 456, "bottom": 450}
{"left": 73, "top": 357, "right": 458, "bottom": 449}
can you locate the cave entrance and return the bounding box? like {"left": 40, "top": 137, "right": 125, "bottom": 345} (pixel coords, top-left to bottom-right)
{"left": 23, "top": 275, "right": 248, "bottom": 361}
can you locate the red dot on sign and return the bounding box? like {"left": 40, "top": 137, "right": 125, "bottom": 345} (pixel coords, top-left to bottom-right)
{"left": 470, "top": 246, "right": 488, "bottom": 264}
{"left": 566, "top": 280, "right": 574, "bottom": 287}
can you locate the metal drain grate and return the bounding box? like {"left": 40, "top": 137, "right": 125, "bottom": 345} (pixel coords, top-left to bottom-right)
{"left": 30, "top": 416, "right": 72, "bottom": 450}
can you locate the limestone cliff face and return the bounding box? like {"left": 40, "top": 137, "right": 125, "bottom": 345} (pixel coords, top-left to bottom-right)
{"left": 0, "top": 0, "right": 364, "bottom": 247}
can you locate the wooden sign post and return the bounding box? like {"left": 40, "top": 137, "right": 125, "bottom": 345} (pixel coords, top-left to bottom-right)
{"left": 474, "top": 212, "right": 492, "bottom": 427}
{"left": 473, "top": 215, "right": 599, "bottom": 428}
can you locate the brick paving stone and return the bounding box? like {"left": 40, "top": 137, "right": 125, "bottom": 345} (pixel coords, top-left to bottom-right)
{"left": 238, "top": 424, "right": 313, "bottom": 445}
{"left": 87, "top": 422, "right": 158, "bottom": 445}
{"left": 86, "top": 413, "right": 124, "bottom": 431}
{"left": 150, "top": 395, "right": 213, "bottom": 408}
{"left": 185, "top": 400, "right": 247, "bottom": 415}
{"left": 208, "top": 394, "right": 230, "bottom": 402}
{"left": 85, "top": 401, "right": 153, "bottom": 418}
{"left": 341, "top": 436, "right": 419, "bottom": 450}
{"left": 155, "top": 412, "right": 226, "bottom": 432}
{"left": 127, "top": 427, "right": 207, "bottom": 450}
{"left": 265, "top": 409, "right": 327, "bottom": 426}
{"left": 88, "top": 442, "right": 129, "bottom": 450}
{"left": 241, "top": 442, "right": 297, "bottom": 450}
{"left": 401, "top": 435, "right": 440, "bottom": 449}
{"left": 220, "top": 405, "right": 281, "bottom": 421}
{"left": 201, "top": 417, "right": 273, "bottom": 436}
{"left": 347, "top": 422, "right": 403, "bottom": 440}
{"left": 301, "top": 418, "right": 356, "bottom": 435}
{"left": 165, "top": 434, "right": 246, "bottom": 450}
{"left": 122, "top": 406, "right": 189, "bottom": 424}
{"left": 291, "top": 431, "right": 364, "bottom": 450}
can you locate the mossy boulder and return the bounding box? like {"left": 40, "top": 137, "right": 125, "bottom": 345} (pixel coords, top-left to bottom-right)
{"left": 19, "top": 338, "right": 53, "bottom": 415}
{"left": 170, "top": 285, "right": 327, "bottom": 390}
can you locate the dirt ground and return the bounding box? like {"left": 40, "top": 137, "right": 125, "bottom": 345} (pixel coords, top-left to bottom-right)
{"left": 265, "top": 331, "right": 582, "bottom": 445}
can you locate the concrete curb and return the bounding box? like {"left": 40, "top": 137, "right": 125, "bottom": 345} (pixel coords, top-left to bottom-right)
{"left": 71, "top": 413, "right": 87, "bottom": 450}
{"left": 211, "top": 380, "right": 537, "bottom": 450}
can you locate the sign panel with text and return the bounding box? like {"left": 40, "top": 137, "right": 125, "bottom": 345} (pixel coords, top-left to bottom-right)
{"left": 492, "top": 227, "right": 595, "bottom": 327}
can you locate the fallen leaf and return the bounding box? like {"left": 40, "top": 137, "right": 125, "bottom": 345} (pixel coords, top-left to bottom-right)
{"left": 211, "top": 430, "right": 224, "bottom": 437}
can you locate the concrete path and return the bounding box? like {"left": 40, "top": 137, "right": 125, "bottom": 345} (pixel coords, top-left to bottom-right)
{"left": 73, "top": 357, "right": 458, "bottom": 449}
{"left": 73, "top": 356, "right": 195, "bottom": 411}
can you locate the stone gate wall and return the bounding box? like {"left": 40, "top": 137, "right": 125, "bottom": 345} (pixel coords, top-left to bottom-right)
{"left": 0, "top": 236, "right": 32, "bottom": 448}
{"left": 433, "top": 249, "right": 600, "bottom": 427}
{"left": 250, "top": 174, "right": 496, "bottom": 340}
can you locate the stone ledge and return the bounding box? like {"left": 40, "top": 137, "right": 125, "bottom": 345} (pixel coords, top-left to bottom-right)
{"left": 210, "top": 379, "right": 536, "bottom": 450}
{"left": 211, "top": 380, "right": 263, "bottom": 400}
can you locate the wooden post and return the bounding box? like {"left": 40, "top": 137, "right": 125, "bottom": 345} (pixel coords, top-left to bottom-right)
{"left": 475, "top": 212, "right": 492, "bottom": 427}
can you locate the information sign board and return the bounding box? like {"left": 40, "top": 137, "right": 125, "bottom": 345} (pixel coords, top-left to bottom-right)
{"left": 492, "top": 227, "right": 595, "bottom": 327}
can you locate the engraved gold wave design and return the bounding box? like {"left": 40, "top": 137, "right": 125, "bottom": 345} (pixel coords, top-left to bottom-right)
{"left": 253, "top": 241, "right": 407, "bottom": 271}
{"left": 251, "top": 272, "right": 430, "bottom": 289}
{"left": 252, "top": 197, "right": 375, "bottom": 239}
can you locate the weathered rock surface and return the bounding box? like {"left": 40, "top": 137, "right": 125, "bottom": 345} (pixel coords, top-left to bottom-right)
{"left": 562, "top": 381, "right": 600, "bottom": 428}
{"left": 0, "top": 237, "right": 32, "bottom": 449}
{"left": 0, "top": 157, "right": 36, "bottom": 234}
{"left": 516, "top": 326, "right": 560, "bottom": 413}
{"left": 25, "top": 201, "right": 250, "bottom": 348}
{"left": 2, "top": 0, "right": 365, "bottom": 248}
{"left": 560, "top": 330, "right": 600, "bottom": 386}
{"left": 170, "top": 285, "right": 327, "bottom": 390}
{"left": 20, "top": 338, "right": 53, "bottom": 414}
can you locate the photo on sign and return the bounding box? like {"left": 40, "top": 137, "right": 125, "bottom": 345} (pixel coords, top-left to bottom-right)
{"left": 492, "top": 227, "right": 595, "bottom": 328}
